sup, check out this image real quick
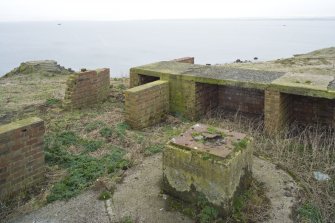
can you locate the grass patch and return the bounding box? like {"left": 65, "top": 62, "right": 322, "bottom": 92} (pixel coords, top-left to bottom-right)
{"left": 298, "top": 203, "right": 323, "bottom": 223}
{"left": 115, "top": 122, "right": 129, "bottom": 138}
{"left": 47, "top": 148, "right": 127, "bottom": 202}
{"left": 118, "top": 216, "right": 134, "bottom": 223}
{"left": 99, "top": 127, "right": 113, "bottom": 138}
{"left": 144, "top": 144, "right": 164, "bottom": 156}
{"left": 116, "top": 84, "right": 126, "bottom": 90}
{"left": 45, "top": 98, "right": 61, "bottom": 106}
{"left": 82, "top": 139, "right": 104, "bottom": 152}
{"left": 198, "top": 206, "right": 219, "bottom": 223}
{"left": 233, "top": 138, "right": 249, "bottom": 152}
{"left": 84, "top": 121, "right": 106, "bottom": 133}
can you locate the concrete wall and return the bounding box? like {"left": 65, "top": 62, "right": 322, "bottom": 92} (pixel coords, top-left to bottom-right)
{"left": 125, "top": 80, "right": 169, "bottom": 129}
{"left": 0, "top": 117, "right": 45, "bottom": 200}
{"left": 63, "top": 68, "right": 110, "bottom": 109}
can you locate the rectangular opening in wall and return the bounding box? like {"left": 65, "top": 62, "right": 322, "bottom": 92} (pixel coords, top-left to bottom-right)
{"left": 138, "top": 74, "right": 160, "bottom": 85}
{"left": 218, "top": 86, "right": 264, "bottom": 116}
{"left": 194, "top": 83, "right": 265, "bottom": 120}
{"left": 287, "top": 94, "right": 335, "bottom": 128}
{"left": 195, "top": 83, "right": 219, "bottom": 117}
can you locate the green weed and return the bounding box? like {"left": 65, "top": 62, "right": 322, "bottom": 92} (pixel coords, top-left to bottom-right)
{"left": 45, "top": 98, "right": 61, "bottom": 106}
{"left": 298, "top": 203, "right": 323, "bottom": 223}
{"left": 119, "top": 216, "right": 134, "bottom": 223}
{"left": 198, "top": 206, "right": 219, "bottom": 223}
{"left": 98, "top": 190, "right": 111, "bottom": 200}
{"left": 47, "top": 148, "right": 127, "bottom": 202}
{"left": 82, "top": 140, "right": 104, "bottom": 152}
{"left": 56, "top": 131, "right": 80, "bottom": 146}
{"left": 144, "top": 144, "right": 164, "bottom": 156}
{"left": 99, "top": 127, "right": 113, "bottom": 138}
{"left": 233, "top": 138, "right": 249, "bottom": 152}
{"left": 116, "top": 84, "right": 126, "bottom": 90}
{"left": 196, "top": 194, "right": 219, "bottom": 223}
{"left": 115, "top": 122, "right": 129, "bottom": 137}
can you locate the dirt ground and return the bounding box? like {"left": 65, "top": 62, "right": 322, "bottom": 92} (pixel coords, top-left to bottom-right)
{"left": 9, "top": 154, "right": 298, "bottom": 223}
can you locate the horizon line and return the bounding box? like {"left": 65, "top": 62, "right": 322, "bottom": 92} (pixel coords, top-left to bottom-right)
{"left": 1, "top": 16, "right": 335, "bottom": 23}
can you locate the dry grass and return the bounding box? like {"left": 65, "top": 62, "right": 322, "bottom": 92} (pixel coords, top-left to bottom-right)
{"left": 1, "top": 49, "right": 335, "bottom": 222}
{"left": 224, "top": 47, "right": 335, "bottom": 76}
{"left": 200, "top": 110, "right": 335, "bottom": 222}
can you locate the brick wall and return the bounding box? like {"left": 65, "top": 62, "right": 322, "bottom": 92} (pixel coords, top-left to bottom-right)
{"left": 265, "top": 90, "right": 335, "bottom": 133}
{"left": 218, "top": 86, "right": 264, "bottom": 115}
{"left": 264, "top": 91, "right": 292, "bottom": 133}
{"left": 192, "top": 84, "right": 264, "bottom": 118}
{"left": 0, "top": 117, "right": 45, "bottom": 200}
{"left": 125, "top": 80, "right": 169, "bottom": 129}
{"left": 195, "top": 83, "right": 219, "bottom": 118}
{"left": 63, "top": 68, "right": 110, "bottom": 109}
{"left": 291, "top": 95, "right": 335, "bottom": 126}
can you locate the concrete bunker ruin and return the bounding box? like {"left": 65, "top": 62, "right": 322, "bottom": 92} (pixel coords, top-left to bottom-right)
{"left": 125, "top": 58, "right": 335, "bottom": 133}
{"left": 162, "top": 124, "right": 253, "bottom": 216}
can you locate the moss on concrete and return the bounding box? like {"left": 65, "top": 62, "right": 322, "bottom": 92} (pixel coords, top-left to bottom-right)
{"left": 131, "top": 61, "right": 284, "bottom": 90}
{"left": 162, "top": 125, "right": 253, "bottom": 216}
{"left": 0, "top": 117, "right": 43, "bottom": 134}
{"left": 270, "top": 73, "right": 335, "bottom": 99}
{"left": 131, "top": 58, "right": 335, "bottom": 99}
{"left": 126, "top": 80, "right": 169, "bottom": 93}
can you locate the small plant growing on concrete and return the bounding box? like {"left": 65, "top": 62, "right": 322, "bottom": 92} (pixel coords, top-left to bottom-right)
{"left": 233, "top": 138, "right": 249, "bottom": 152}
{"left": 98, "top": 190, "right": 111, "bottom": 200}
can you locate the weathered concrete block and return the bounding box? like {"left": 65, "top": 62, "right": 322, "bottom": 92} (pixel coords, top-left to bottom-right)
{"left": 162, "top": 124, "right": 252, "bottom": 216}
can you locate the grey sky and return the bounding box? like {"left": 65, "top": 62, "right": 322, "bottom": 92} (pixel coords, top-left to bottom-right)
{"left": 0, "top": 0, "right": 334, "bottom": 21}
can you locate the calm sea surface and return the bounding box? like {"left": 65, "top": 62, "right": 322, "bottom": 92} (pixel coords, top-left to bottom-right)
{"left": 0, "top": 19, "right": 334, "bottom": 77}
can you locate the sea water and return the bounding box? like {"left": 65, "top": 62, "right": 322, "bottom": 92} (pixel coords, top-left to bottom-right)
{"left": 0, "top": 19, "right": 334, "bottom": 77}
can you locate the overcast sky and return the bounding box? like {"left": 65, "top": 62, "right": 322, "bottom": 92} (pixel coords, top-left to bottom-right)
{"left": 0, "top": 0, "right": 334, "bottom": 21}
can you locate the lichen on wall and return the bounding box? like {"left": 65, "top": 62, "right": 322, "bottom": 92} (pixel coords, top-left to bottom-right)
{"left": 162, "top": 124, "right": 253, "bottom": 214}
{"left": 125, "top": 80, "right": 169, "bottom": 129}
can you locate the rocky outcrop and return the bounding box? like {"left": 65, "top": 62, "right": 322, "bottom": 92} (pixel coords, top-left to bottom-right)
{"left": 3, "top": 60, "right": 73, "bottom": 77}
